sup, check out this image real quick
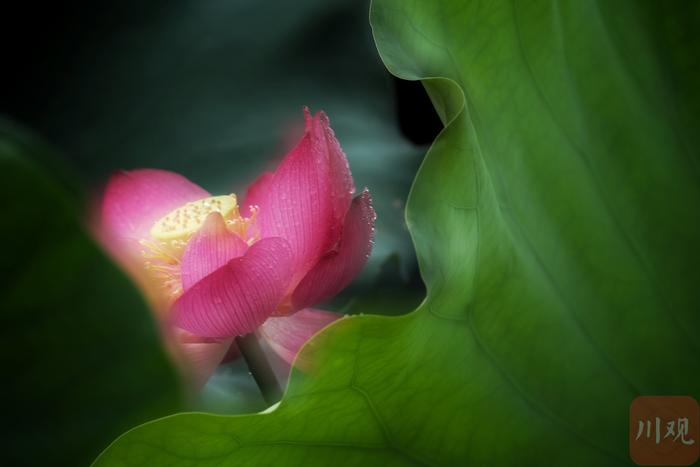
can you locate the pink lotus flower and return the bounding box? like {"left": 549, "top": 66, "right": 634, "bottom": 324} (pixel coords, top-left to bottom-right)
{"left": 98, "top": 108, "right": 375, "bottom": 386}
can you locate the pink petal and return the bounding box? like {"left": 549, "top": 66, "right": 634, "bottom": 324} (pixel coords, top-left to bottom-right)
{"left": 171, "top": 327, "right": 233, "bottom": 389}
{"left": 258, "top": 308, "right": 341, "bottom": 365}
{"left": 292, "top": 190, "right": 375, "bottom": 311}
{"left": 249, "top": 109, "right": 355, "bottom": 284}
{"left": 101, "top": 168, "right": 209, "bottom": 245}
{"left": 321, "top": 112, "right": 355, "bottom": 247}
{"left": 180, "top": 213, "right": 249, "bottom": 291}
{"left": 172, "top": 237, "right": 293, "bottom": 338}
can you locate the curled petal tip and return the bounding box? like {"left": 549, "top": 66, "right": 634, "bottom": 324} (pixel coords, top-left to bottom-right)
{"left": 291, "top": 191, "right": 375, "bottom": 310}
{"left": 303, "top": 106, "right": 312, "bottom": 130}
{"left": 316, "top": 109, "right": 330, "bottom": 127}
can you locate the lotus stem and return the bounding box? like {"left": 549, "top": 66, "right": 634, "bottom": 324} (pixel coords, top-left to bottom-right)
{"left": 235, "top": 333, "right": 282, "bottom": 405}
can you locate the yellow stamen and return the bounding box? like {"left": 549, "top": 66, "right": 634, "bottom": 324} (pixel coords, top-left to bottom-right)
{"left": 150, "top": 195, "right": 238, "bottom": 241}
{"left": 228, "top": 205, "right": 261, "bottom": 245}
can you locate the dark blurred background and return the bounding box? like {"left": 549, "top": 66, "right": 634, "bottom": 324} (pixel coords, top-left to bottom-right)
{"left": 1, "top": 0, "right": 442, "bottom": 284}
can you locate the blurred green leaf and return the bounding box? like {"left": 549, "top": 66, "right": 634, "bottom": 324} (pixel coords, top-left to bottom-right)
{"left": 91, "top": 0, "right": 700, "bottom": 465}
{"left": 0, "top": 121, "right": 183, "bottom": 466}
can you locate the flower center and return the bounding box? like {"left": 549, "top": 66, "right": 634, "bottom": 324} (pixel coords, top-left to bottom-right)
{"left": 150, "top": 195, "right": 238, "bottom": 241}
{"left": 141, "top": 194, "right": 260, "bottom": 303}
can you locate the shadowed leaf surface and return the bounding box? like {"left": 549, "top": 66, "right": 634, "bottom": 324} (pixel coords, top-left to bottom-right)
{"left": 0, "top": 122, "right": 183, "bottom": 466}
